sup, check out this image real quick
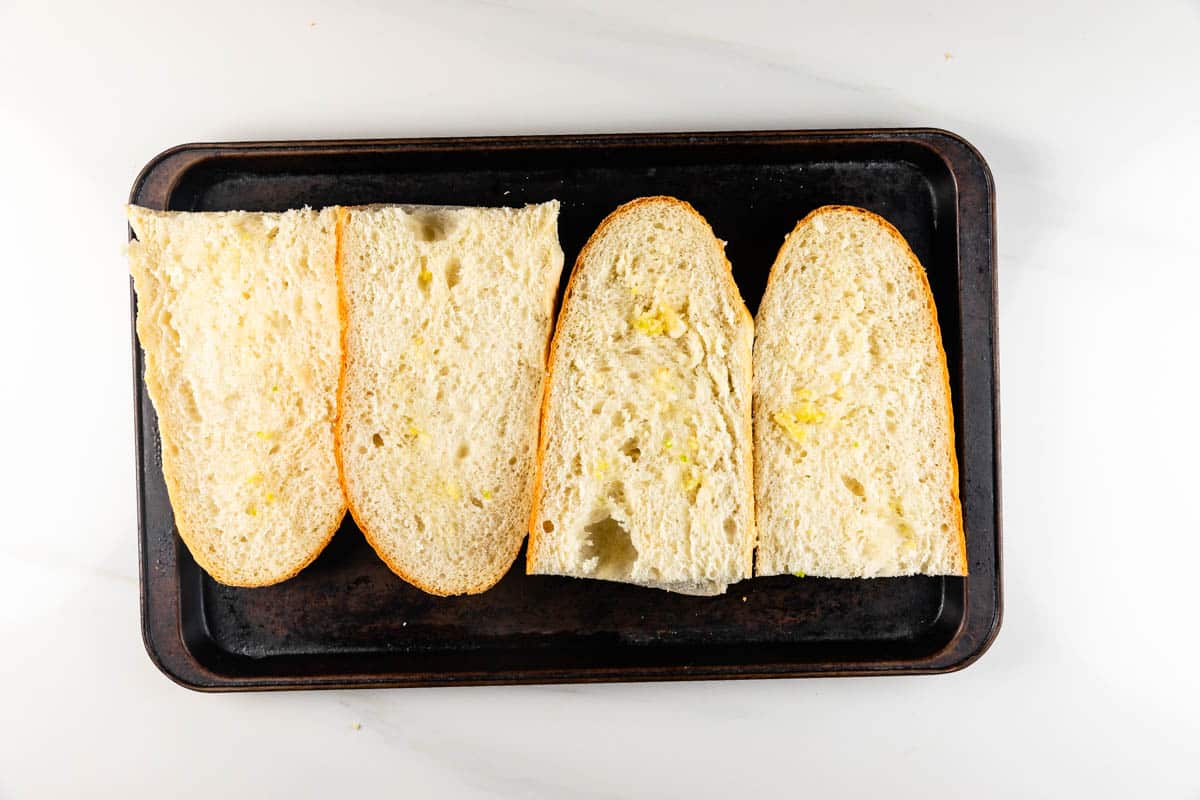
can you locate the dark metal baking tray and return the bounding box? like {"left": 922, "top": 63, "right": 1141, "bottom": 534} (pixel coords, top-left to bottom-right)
{"left": 131, "top": 129, "right": 1001, "bottom": 691}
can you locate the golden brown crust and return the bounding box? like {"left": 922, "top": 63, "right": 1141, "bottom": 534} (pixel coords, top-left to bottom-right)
{"left": 759, "top": 205, "right": 967, "bottom": 575}
{"left": 527, "top": 196, "right": 756, "bottom": 576}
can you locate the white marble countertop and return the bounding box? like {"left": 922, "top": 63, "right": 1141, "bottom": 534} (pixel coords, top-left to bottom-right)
{"left": 3, "top": 0, "right": 1199, "bottom": 796}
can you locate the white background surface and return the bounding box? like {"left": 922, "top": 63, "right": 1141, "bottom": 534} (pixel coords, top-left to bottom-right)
{"left": 2, "top": 1, "right": 1199, "bottom": 797}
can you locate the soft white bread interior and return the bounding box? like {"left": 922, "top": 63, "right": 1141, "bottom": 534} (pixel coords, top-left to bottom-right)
{"left": 528, "top": 197, "right": 755, "bottom": 595}
{"left": 127, "top": 206, "right": 346, "bottom": 587}
{"left": 753, "top": 206, "right": 967, "bottom": 578}
{"left": 336, "top": 202, "right": 564, "bottom": 596}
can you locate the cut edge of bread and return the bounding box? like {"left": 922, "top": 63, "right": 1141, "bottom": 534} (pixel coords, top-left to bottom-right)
{"left": 526, "top": 196, "right": 756, "bottom": 588}
{"left": 333, "top": 204, "right": 562, "bottom": 596}
{"left": 128, "top": 205, "right": 347, "bottom": 588}
{"left": 330, "top": 206, "right": 458, "bottom": 596}
{"left": 755, "top": 205, "right": 967, "bottom": 577}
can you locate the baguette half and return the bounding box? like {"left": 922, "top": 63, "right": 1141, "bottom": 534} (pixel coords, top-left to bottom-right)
{"left": 528, "top": 197, "right": 755, "bottom": 595}
{"left": 336, "top": 203, "right": 564, "bottom": 596}
{"left": 753, "top": 206, "right": 967, "bottom": 577}
{"left": 127, "top": 206, "right": 345, "bottom": 587}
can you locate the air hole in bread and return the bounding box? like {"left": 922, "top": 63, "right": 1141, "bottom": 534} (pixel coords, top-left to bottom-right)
{"left": 412, "top": 215, "right": 451, "bottom": 243}
{"left": 456, "top": 443, "right": 469, "bottom": 460}
{"left": 940, "top": 523, "right": 950, "bottom": 532}
{"left": 620, "top": 438, "right": 641, "bottom": 463}
{"left": 470, "top": 497, "right": 483, "bottom": 508}
{"left": 268, "top": 444, "right": 280, "bottom": 456}
{"left": 542, "top": 520, "right": 555, "bottom": 532}
{"left": 723, "top": 517, "right": 737, "bottom": 542}
{"left": 372, "top": 433, "right": 384, "bottom": 447}
{"left": 581, "top": 515, "right": 638, "bottom": 580}
{"left": 445, "top": 258, "right": 461, "bottom": 289}
{"left": 415, "top": 516, "right": 425, "bottom": 533}
{"left": 841, "top": 474, "right": 867, "bottom": 500}
{"left": 591, "top": 402, "right": 604, "bottom": 415}
{"left": 508, "top": 455, "right": 518, "bottom": 466}
{"left": 885, "top": 281, "right": 896, "bottom": 295}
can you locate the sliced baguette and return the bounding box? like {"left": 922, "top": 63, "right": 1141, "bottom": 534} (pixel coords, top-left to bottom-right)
{"left": 127, "top": 206, "right": 345, "bottom": 587}
{"left": 336, "top": 202, "right": 564, "bottom": 596}
{"left": 753, "top": 206, "right": 967, "bottom": 577}
{"left": 528, "top": 197, "right": 755, "bottom": 595}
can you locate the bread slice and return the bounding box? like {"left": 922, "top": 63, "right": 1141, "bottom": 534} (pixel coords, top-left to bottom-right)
{"left": 528, "top": 197, "right": 755, "bottom": 595}
{"left": 336, "top": 202, "right": 564, "bottom": 596}
{"left": 127, "top": 206, "right": 346, "bottom": 587}
{"left": 753, "top": 206, "right": 967, "bottom": 578}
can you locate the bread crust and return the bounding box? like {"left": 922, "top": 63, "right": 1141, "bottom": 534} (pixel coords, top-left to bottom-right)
{"left": 757, "top": 205, "right": 967, "bottom": 575}
{"left": 527, "top": 196, "right": 756, "bottom": 578}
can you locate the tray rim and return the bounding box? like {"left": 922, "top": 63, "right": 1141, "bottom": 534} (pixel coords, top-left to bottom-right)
{"left": 131, "top": 127, "right": 1002, "bottom": 692}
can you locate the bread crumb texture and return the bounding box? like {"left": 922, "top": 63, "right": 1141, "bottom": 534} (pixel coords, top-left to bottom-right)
{"left": 337, "top": 202, "right": 564, "bottom": 595}
{"left": 529, "top": 197, "right": 755, "bottom": 595}
{"left": 753, "top": 206, "right": 966, "bottom": 578}
{"left": 127, "top": 206, "right": 345, "bottom": 586}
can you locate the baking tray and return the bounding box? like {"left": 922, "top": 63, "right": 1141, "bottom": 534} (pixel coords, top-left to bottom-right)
{"left": 131, "top": 129, "right": 1001, "bottom": 690}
